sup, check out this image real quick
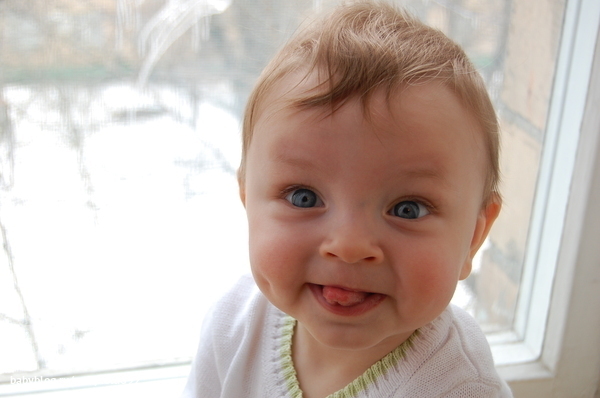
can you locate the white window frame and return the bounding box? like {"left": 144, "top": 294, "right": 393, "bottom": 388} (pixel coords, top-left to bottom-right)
{"left": 493, "top": 0, "right": 600, "bottom": 395}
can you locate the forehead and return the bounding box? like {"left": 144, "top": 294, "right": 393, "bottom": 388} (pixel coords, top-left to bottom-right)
{"left": 253, "top": 72, "right": 485, "bottom": 150}
{"left": 249, "top": 75, "right": 488, "bottom": 193}
{"left": 253, "top": 69, "right": 480, "bottom": 131}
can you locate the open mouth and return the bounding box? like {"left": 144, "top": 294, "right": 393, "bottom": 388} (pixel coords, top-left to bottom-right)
{"left": 308, "top": 284, "right": 386, "bottom": 316}
{"left": 322, "top": 285, "right": 374, "bottom": 306}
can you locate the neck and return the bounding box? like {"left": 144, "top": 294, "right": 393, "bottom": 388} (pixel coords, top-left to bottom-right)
{"left": 291, "top": 322, "right": 413, "bottom": 398}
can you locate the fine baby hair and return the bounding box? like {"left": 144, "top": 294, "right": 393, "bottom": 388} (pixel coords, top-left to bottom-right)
{"left": 239, "top": 0, "right": 500, "bottom": 204}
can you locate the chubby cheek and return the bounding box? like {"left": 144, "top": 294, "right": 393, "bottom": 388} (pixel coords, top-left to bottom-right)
{"left": 416, "top": 264, "right": 458, "bottom": 304}
{"left": 394, "top": 241, "right": 467, "bottom": 315}
{"left": 247, "top": 215, "right": 312, "bottom": 301}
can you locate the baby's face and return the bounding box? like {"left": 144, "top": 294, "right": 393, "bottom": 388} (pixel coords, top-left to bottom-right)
{"left": 240, "top": 76, "right": 499, "bottom": 351}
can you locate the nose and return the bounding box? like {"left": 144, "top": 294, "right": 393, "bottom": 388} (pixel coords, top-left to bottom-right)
{"left": 319, "top": 213, "right": 384, "bottom": 264}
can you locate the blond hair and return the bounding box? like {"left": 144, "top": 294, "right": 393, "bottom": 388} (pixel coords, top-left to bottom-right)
{"left": 239, "top": 1, "right": 500, "bottom": 203}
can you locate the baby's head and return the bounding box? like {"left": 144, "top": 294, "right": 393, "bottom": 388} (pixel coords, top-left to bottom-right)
{"left": 239, "top": 1, "right": 500, "bottom": 205}
{"left": 238, "top": 1, "right": 502, "bottom": 353}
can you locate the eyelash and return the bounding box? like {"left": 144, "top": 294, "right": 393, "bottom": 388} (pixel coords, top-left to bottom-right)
{"left": 279, "top": 185, "right": 323, "bottom": 210}
{"left": 393, "top": 196, "right": 435, "bottom": 211}
{"left": 279, "top": 184, "right": 314, "bottom": 198}
{"left": 388, "top": 197, "right": 435, "bottom": 219}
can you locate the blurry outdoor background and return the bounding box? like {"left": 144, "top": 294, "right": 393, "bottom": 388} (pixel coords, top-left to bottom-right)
{"left": 0, "top": 0, "right": 563, "bottom": 384}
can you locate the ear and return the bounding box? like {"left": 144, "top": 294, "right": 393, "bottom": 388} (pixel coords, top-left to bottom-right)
{"left": 459, "top": 193, "right": 502, "bottom": 280}
{"left": 237, "top": 169, "right": 246, "bottom": 207}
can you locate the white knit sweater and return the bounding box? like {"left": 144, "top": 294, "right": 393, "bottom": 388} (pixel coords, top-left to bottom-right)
{"left": 181, "top": 274, "right": 513, "bottom": 398}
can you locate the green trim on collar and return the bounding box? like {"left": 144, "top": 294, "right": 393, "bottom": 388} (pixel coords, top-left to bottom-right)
{"left": 280, "top": 316, "right": 419, "bottom": 398}
{"left": 280, "top": 316, "right": 303, "bottom": 398}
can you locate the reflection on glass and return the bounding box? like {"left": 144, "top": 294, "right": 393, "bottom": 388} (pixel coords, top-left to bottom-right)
{"left": 0, "top": 0, "right": 562, "bottom": 379}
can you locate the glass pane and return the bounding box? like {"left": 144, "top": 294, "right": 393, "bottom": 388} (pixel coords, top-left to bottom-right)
{"left": 0, "top": 0, "right": 290, "bottom": 378}
{"left": 436, "top": 0, "right": 566, "bottom": 334}
{"left": 0, "top": 0, "right": 566, "bottom": 382}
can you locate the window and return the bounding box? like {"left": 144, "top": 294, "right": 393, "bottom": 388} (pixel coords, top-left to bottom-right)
{"left": 1, "top": 1, "right": 599, "bottom": 396}
{"left": 487, "top": 0, "right": 600, "bottom": 366}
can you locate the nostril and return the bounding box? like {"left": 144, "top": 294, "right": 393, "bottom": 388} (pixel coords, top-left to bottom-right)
{"left": 320, "top": 235, "right": 384, "bottom": 264}
{"left": 323, "top": 250, "right": 381, "bottom": 264}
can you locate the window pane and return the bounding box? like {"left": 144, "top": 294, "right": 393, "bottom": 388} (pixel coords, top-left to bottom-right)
{"left": 0, "top": 0, "right": 296, "bottom": 378}
{"left": 442, "top": 0, "right": 565, "bottom": 335}
{"left": 0, "top": 0, "right": 566, "bottom": 383}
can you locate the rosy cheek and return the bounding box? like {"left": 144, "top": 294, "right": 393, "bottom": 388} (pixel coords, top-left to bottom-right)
{"left": 398, "top": 250, "right": 459, "bottom": 302}
{"left": 250, "top": 226, "right": 300, "bottom": 276}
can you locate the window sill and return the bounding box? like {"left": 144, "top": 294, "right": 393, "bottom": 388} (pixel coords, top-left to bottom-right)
{"left": 0, "top": 365, "right": 189, "bottom": 397}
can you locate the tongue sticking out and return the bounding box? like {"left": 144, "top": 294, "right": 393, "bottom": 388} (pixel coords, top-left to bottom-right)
{"left": 322, "top": 286, "right": 369, "bottom": 307}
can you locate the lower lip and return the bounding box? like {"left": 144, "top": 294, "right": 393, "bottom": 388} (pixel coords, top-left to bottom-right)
{"left": 308, "top": 284, "right": 386, "bottom": 317}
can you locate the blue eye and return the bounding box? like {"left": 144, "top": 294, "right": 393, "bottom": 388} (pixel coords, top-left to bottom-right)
{"left": 391, "top": 201, "right": 429, "bottom": 219}
{"left": 286, "top": 188, "right": 321, "bottom": 208}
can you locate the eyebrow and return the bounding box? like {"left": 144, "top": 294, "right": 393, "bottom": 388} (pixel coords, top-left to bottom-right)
{"left": 274, "top": 153, "right": 318, "bottom": 170}
{"left": 275, "top": 152, "right": 450, "bottom": 186}
{"left": 401, "top": 167, "right": 449, "bottom": 183}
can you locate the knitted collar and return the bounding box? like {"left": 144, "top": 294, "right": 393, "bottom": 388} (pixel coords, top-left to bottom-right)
{"left": 279, "top": 316, "right": 419, "bottom": 398}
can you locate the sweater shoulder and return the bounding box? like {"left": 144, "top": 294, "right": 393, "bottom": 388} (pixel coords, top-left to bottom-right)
{"left": 203, "top": 273, "right": 269, "bottom": 344}
{"left": 181, "top": 274, "right": 290, "bottom": 398}
{"left": 391, "top": 305, "right": 512, "bottom": 397}
{"left": 441, "top": 305, "right": 513, "bottom": 397}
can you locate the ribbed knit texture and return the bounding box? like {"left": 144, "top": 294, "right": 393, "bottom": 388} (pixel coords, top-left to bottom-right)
{"left": 180, "top": 274, "right": 513, "bottom": 398}
{"left": 279, "top": 315, "right": 420, "bottom": 398}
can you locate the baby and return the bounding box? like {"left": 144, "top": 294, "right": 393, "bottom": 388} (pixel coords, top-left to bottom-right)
{"left": 182, "top": 1, "right": 512, "bottom": 397}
